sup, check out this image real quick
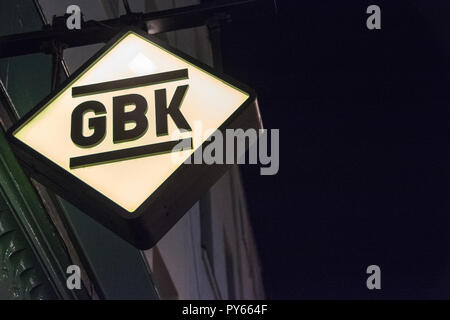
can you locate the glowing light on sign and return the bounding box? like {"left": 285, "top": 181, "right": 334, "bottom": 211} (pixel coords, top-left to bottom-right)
{"left": 9, "top": 28, "right": 260, "bottom": 249}
{"left": 13, "top": 31, "right": 249, "bottom": 212}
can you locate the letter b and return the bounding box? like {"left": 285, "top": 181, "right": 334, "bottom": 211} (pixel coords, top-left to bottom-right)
{"left": 113, "top": 94, "right": 148, "bottom": 143}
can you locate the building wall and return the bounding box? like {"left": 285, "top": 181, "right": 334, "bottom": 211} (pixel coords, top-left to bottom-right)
{"left": 2, "top": 0, "right": 264, "bottom": 299}
{"left": 0, "top": 0, "right": 91, "bottom": 300}
{"left": 141, "top": 0, "right": 264, "bottom": 299}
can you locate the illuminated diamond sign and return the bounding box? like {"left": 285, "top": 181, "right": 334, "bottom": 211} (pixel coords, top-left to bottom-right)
{"left": 7, "top": 28, "right": 261, "bottom": 249}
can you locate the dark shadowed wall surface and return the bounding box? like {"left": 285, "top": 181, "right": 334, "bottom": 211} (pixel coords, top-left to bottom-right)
{"left": 221, "top": 0, "right": 450, "bottom": 299}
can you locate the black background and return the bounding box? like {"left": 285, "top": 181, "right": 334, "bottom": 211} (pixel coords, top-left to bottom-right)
{"left": 221, "top": 0, "right": 450, "bottom": 299}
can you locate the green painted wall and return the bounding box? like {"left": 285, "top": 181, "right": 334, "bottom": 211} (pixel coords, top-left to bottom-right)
{"left": 0, "top": 0, "right": 158, "bottom": 299}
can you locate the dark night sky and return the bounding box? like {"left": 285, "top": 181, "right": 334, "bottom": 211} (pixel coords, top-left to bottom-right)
{"left": 221, "top": 0, "right": 450, "bottom": 299}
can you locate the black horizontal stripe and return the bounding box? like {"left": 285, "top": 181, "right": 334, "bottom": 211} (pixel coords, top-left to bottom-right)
{"left": 70, "top": 138, "right": 192, "bottom": 169}
{"left": 72, "top": 69, "right": 189, "bottom": 97}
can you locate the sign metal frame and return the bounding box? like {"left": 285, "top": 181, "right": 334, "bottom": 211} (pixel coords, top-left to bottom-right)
{"left": 7, "top": 27, "right": 261, "bottom": 249}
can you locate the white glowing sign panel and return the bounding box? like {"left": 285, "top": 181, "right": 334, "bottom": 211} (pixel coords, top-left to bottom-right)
{"left": 8, "top": 28, "right": 260, "bottom": 248}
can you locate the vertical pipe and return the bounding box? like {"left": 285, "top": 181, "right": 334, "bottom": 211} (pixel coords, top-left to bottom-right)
{"left": 51, "top": 46, "right": 62, "bottom": 91}
{"left": 207, "top": 17, "right": 224, "bottom": 72}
